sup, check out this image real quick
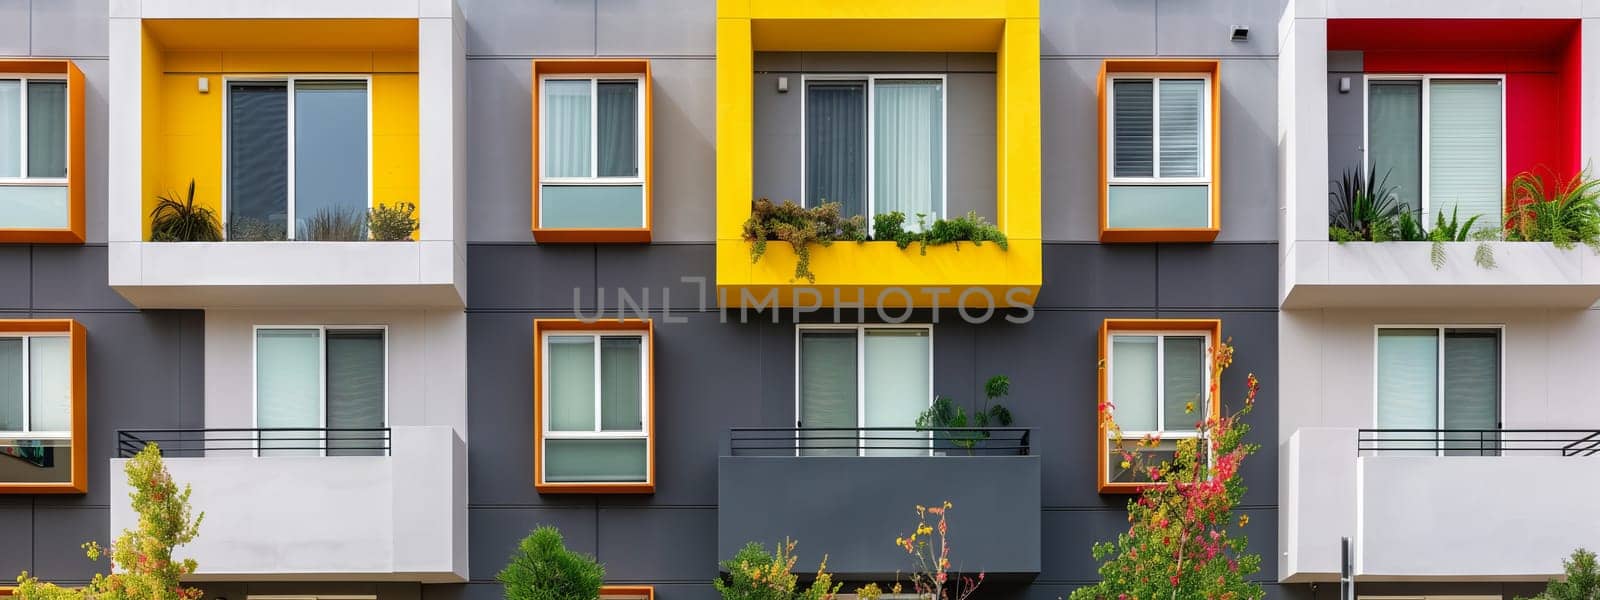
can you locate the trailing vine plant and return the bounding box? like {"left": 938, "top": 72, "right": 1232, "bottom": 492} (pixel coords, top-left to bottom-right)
{"left": 743, "top": 199, "right": 1009, "bottom": 282}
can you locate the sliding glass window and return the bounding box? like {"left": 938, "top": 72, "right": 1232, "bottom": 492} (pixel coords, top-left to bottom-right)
{"left": 227, "top": 79, "right": 369, "bottom": 241}
{"left": 1105, "top": 75, "right": 1211, "bottom": 229}
{"left": 538, "top": 76, "right": 646, "bottom": 229}
{"left": 796, "top": 326, "right": 932, "bottom": 457}
{"left": 803, "top": 77, "right": 945, "bottom": 226}
{"left": 1365, "top": 77, "right": 1503, "bottom": 227}
{"left": 1105, "top": 331, "right": 1209, "bottom": 484}
{"left": 255, "top": 327, "right": 386, "bottom": 456}
{"left": 0, "top": 76, "right": 69, "bottom": 228}
{"left": 1375, "top": 327, "right": 1501, "bottom": 456}
{"left": 540, "top": 331, "right": 650, "bottom": 483}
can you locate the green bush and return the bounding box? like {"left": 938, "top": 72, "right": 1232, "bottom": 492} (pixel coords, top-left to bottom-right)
{"left": 872, "top": 211, "right": 1009, "bottom": 254}
{"left": 1517, "top": 548, "right": 1600, "bottom": 600}
{"left": 742, "top": 199, "right": 867, "bottom": 283}
{"left": 498, "top": 527, "right": 605, "bottom": 600}
{"left": 369, "top": 201, "right": 419, "bottom": 241}
{"left": 714, "top": 540, "right": 838, "bottom": 600}
{"left": 1506, "top": 167, "right": 1600, "bottom": 250}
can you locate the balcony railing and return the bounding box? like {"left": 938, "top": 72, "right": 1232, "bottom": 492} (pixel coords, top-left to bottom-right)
{"left": 1356, "top": 428, "right": 1600, "bottom": 456}
{"left": 116, "top": 427, "right": 392, "bottom": 458}
{"left": 728, "top": 427, "right": 1031, "bottom": 456}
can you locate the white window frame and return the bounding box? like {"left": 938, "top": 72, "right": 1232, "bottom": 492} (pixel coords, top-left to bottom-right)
{"left": 0, "top": 74, "right": 71, "bottom": 188}
{"left": 221, "top": 75, "right": 375, "bottom": 241}
{"left": 799, "top": 74, "right": 950, "bottom": 223}
{"left": 1105, "top": 73, "right": 1213, "bottom": 187}
{"left": 536, "top": 74, "right": 648, "bottom": 227}
{"left": 1370, "top": 324, "right": 1505, "bottom": 457}
{"left": 792, "top": 323, "right": 935, "bottom": 457}
{"left": 0, "top": 333, "right": 72, "bottom": 440}
{"left": 1360, "top": 74, "right": 1507, "bottom": 220}
{"left": 1104, "top": 330, "right": 1214, "bottom": 442}
{"left": 250, "top": 324, "right": 389, "bottom": 457}
{"left": 538, "top": 329, "right": 652, "bottom": 480}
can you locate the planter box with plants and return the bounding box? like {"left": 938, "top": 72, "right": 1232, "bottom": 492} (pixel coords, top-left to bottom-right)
{"left": 1284, "top": 168, "right": 1600, "bottom": 308}
{"left": 723, "top": 199, "right": 1042, "bottom": 308}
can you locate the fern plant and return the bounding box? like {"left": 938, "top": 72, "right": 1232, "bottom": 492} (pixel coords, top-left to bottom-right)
{"left": 148, "top": 180, "right": 223, "bottom": 242}
{"left": 1505, "top": 167, "right": 1600, "bottom": 250}
{"left": 1419, "top": 206, "right": 1496, "bottom": 270}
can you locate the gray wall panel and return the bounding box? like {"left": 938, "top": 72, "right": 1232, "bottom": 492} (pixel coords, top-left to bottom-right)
{"left": 647, "top": 59, "right": 718, "bottom": 242}
{"left": 1156, "top": 243, "right": 1278, "bottom": 308}
{"left": 468, "top": 506, "right": 598, "bottom": 581}
{"left": 27, "top": 0, "right": 106, "bottom": 58}
{"left": 596, "top": 0, "right": 714, "bottom": 57}
{"left": 30, "top": 246, "right": 134, "bottom": 310}
{"left": 460, "top": 0, "right": 595, "bottom": 56}
{"left": 465, "top": 58, "right": 533, "bottom": 244}
{"left": 0, "top": 504, "right": 33, "bottom": 578}
{"left": 1040, "top": 0, "right": 1156, "bottom": 57}
{"left": 598, "top": 507, "right": 718, "bottom": 581}
{"left": 467, "top": 244, "right": 595, "bottom": 310}
{"left": 1036, "top": 244, "right": 1158, "bottom": 309}
{"left": 80, "top": 59, "right": 108, "bottom": 244}
{"left": 1328, "top": 53, "right": 1366, "bottom": 180}
{"left": 0, "top": 0, "right": 28, "bottom": 55}
{"left": 1156, "top": 0, "right": 1285, "bottom": 56}
{"left": 0, "top": 248, "right": 30, "bottom": 310}
{"left": 1216, "top": 58, "right": 1280, "bottom": 242}
{"left": 32, "top": 506, "right": 106, "bottom": 582}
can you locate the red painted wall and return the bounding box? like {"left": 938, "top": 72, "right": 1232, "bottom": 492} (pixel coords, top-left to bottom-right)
{"left": 1330, "top": 19, "right": 1582, "bottom": 189}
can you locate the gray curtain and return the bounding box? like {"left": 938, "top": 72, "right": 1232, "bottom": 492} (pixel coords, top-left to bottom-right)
{"left": 0, "top": 339, "right": 21, "bottom": 431}
{"left": 1443, "top": 329, "right": 1500, "bottom": 455}
{"left": 293, "top": 81, "right": 369, "bottom": 240}
{"left": 228, "top": 83, "right": 289, "bottom": 240}
{"left": 326, "top": 329, "right": 385, "bottom": 456}
{"left": 597, "top": 81, "right": 638, "bottom": 178}
{"left": 1112, "top": 80, "right": 1154, "bottom": 178}
{"left": 26, "top": 81, "right": 67, "bottom": 179}
{"left": 599, "top": 336, "right": 643, "bottom": 431}
{"left": 1162, "top": 336, "right": 1205, "bottom": 431}
{"left": 799, "top": 331, "right": 857, "bottom": 456}
{"left": 805, "top": 82, "right": 867, "bottom": 218}
{"left": 1368, "top": 81, "right": 1423, "bottom": 214}
{"left": 0, "top": 80, "right": 17, "bottom": 177}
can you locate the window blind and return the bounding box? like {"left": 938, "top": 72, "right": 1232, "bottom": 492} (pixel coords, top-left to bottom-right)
{"left": 599, "top": 336, "right": 643, "bottom": 431}
{"left": 25, "top": 81, "right": 67, "bottom": 179}
{"left": 1376, "top": 329, "right": 1440, "bottom": 453}
{"left": 0, "top": 81, "right": 18, "bottom": 178}
{"left": 1157, "top": 79, "right": 1204, "bottom": 178}
{"left": 1111, "top": 336, "right": 1158, "bottom": 432}
{"left": 804, "top": 82, "right": 868, "bottom": 218}
{"left": 0, "top": 339, "right": 20, "bottom": 431}
{"left": 228, "top": 83, "right": 289, "bottom": 240}
{"left": 326, "top": 329, "right": 384, "bottom": 456}
{"left": 798, "top": 331, "right": 858, "bottom": 456}
{"left": 1112, "top": 80, "right": 1154, "bottom": 178}
{"left": 256, "top": 329, "right": 320, "bottom": 456}
{"left": 1428, "top": 80, "right": 1502, "bottom": 225}
{"left": 1367, "top": 81, "right": 1423, "bottom": 213}
{"left": 546, "top": 336, "right": 596, "bottom": 432}
{"left": 596, "top": 81, "right": 638, "bottom": 178}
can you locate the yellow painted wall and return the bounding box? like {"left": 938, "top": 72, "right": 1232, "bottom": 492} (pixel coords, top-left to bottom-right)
{"left": 142, "top": 46, "right": 419, "bottom": 239}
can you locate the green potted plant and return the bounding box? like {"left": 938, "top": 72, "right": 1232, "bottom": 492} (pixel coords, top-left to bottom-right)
{"left": 915, "top": 374, "right": 1013, "bottom": 455}
{"left": 149, "top": 179, "right": 223, "bottom": 242}
{"left": 369, "top": 201, "right": 419, "bottom": 241}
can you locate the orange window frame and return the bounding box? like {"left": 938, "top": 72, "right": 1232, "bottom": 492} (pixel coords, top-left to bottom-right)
{"left": 1097, "top": 318, "right": 1221, "bottom": 494}
{"left": 601, "top": 585, "right": 654, "bottom": 600}
{"left": 0, "top": 60, "right": 86, "bottom": 244}
{"left": 532, "top": 318, "right": 655, "bottom": 494}
{"left": 1097, "top": 59, "right": 1221, "bottom": 244}
{"left": 0, "top": 319, "right": 87, "bottom": 494}
{"left": 531, "top": 59, "right": 653, "bottom": 244}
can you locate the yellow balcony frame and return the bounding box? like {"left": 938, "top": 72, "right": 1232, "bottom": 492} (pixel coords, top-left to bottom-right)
{"left": 715, "top": 0, "right": 1041, "bottom": 308}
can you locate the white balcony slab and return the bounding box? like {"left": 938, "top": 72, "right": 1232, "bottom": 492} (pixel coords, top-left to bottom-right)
{"left": 1283, "top": 240, "right": 1600, "bottom": 308}
{"left": 109, "top": 426, "right": 467, "bottom": 583}
{"left": 109, "top": 241, "right": 465, "bottom": 309}
{"left": 1282, "top": 427, "right": 1600, "bottom": 582}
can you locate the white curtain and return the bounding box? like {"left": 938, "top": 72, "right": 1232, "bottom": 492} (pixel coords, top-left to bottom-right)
{"left": 26, "top": 81, "right": 67, "bottom": 179}
{"left": 1429, "top": 80, "right": 1503, "bottom": 225}
{"left": 0, "top": 339, "right": 21, "bottom": 431}
{"left": 1111, "top": 336, "right": 1158, "bottom": 432}
{"left": 544, "top": 80, "right": 593, "bottom": 178}
{"left": 1162, "top": 336, "right": 1205, "bottom": 431}
{"left": 1112, "top": 80, "right": 1153, "bottom": 178}
{"left": 256, "top": 329, "right": 321, "bottom": 456}
{"left": 0, "top": 80, "right": 19, "bottom": 178}
{"left": 1158, "top": 79, "right": 1204, "bottom": 178}
{"left": 599, "top": 336, "right": 643, "bottom": 431}
{"left": 873, "top": 80, "right": 943, "bottom": 221}
{"left": 1377, "top": 329, "right": 1439, "bottom": 453}
{"left": 863, "top": 329, "right": 931, "bottom": 456}
{"left": 799, "top": 331, "right": 857, "bottom": 456}
{"left": 1368, "top": 81, "right": 1423, "bottom": 213}
{"left": 28, "top": 336, "right": 70, "bottom": 433}
{"left": 546, "top": 336, "right": 595, "bottom": 432}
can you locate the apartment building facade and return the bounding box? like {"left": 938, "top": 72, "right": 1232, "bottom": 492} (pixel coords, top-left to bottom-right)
{"left": 0, "top": 0, "right": 1576, "bottom": 599}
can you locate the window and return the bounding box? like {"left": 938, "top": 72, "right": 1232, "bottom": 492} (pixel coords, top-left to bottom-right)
{"left": 535, "top": 62, "right": 651, "bottom": 238}
{"left": 0, "top": 75, "right": 70, "bottom": 230}
{"left": 1103, "top": 70, "right": 1215, "bottom": 234}
{"left": 535, "top": 319, "right": 654, "bottom": 492}
{"left": 254, "top": 326, "right": 386, "bottom": 457}
{"left": 803, "top": 76, "right": 946, "bottom": 226}
{"left": 1098, "top": 319, "right": 1219, "bottom": 493}
{"left": 1365, "top": 77, "right": 1504, "bottom": 227}
{"left": 1375, "top": 327, "right": 1501, "bottom": 456}
{"left": 796, "top": 325, "right": 932, "bottom": 457}
{"left": 226, "top": 78, "right": 370, "bottom": 241}
{"left": 0, "top": 319, "right": 84, "bottom": 493}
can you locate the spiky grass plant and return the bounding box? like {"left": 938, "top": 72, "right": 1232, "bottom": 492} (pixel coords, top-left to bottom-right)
{"left": 148, "top": 180, "right": 222, "bottom": 242}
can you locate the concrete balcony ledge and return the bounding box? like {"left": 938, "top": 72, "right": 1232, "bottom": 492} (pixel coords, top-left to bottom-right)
{"left": 718, "top": 455, "right": 1041, "bottom": 580}
{"left": 108, "top": 240, "right": 465, "bottom": 309}
{"left": 110, "top": 426, "right": 467, "bottom": 583}
{"left": 1282, "top": 240, "right": 1600, "bottom": 308}
{"left": 1281, "top": 427, "right": 1600, "bottom": 583}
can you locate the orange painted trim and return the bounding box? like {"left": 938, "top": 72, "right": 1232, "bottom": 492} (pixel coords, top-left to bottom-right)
{"left": 532, "top": 318, "right": 656, "bottom": 494}
{"left": 1097, "top": 318, "right": 1222, "bottom": 495}
{"left": 0, "top": 319, "right": 87, "bottom": 495}
{"left": 531, "top": 59, "right": 653, "bottom": 244}
{"left": 1097, "top": 59, "right": 1222, "bottom": 244}
{"left": 0, "top": 59, "right": 86, "bottom": 245}
{"left": 601, "top": 585, "right": 655, "bottom": 600}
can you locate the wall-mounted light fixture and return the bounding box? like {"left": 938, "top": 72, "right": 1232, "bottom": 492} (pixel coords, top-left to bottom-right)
{"left": 1339, "top": 76, "right": 1351, "bottom": 94}
{"left": 1230, "top": 25, "right": 1249, "bottom": 42}
{"left": 777, "top": 76, "right": 789, "bottom": 93}
{"left": 198, "top": 76, "right": 210, "bottom": 94}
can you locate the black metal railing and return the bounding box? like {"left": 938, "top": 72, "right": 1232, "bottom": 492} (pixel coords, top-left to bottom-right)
{"left": 1357, "top": 429, "right": 1600, "bottom": 456}
{"left": 729, "top": 427, "right": 1031, "bottom": 456}
{"left": 116, "top": 428, "right": 392, "bottom": 458}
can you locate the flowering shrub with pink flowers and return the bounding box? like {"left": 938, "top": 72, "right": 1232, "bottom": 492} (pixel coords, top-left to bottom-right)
{"left": 1071, "top": 341, "right": 1264, "bottom": 600}
{"left": 895, "top": 501, "right": 984, "bottom": 600}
